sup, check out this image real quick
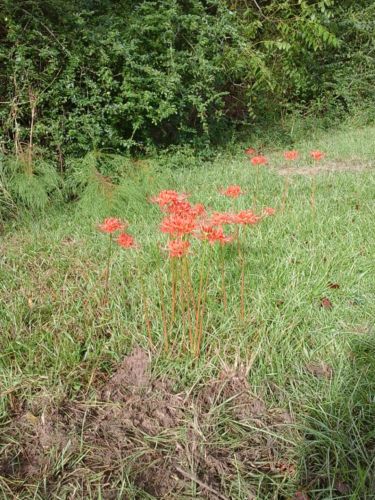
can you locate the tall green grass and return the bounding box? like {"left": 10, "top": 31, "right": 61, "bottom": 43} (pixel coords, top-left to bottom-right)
{"left": 1, "top": 126, "right": 375, "bottom": 497}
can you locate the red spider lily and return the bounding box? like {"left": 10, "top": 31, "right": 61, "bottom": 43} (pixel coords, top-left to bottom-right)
{"left": 283, "top": 150, "right": 299, "bottom": 161}
{"left": 198, "top": 224, "right": 233, "bottom": 245}
{"left": 220, "top": 185, "right": 244, "bottom": 198}
{"left": 98, "top": 217, "right": 125, "bottom": 234}
{"left": 245, "top": 147, "right": 256, "bottom": 156}
{"left": 210, "top": 211, "right": 237, "bottom": 226}
{"left": 117, "top": 232, "right": 136, "bottom": 248}
{"left": 310, "top": 150, "right": 325, "bottom": 161}
{"left": 150, "top": 190, "right": 188, "bottom": 207}
{"left": 166, "top": 200, "right": 206, "bottom": 218}
{"left": 190, "top": 203, "right": 206, "bottom": 217}
{"left": 161, "top": 213, "right": 197, "bottom": 236}
{"left": 167, "top": 239, "right": 190, "bottom": 258}
{"left": 263, "top": 207, "right": 276, "bottom": 216}
{"left": 166, "top": 199, "right": 193, "bottom": 216}
{"left": 251, "top": 155, "right": 267, "bottom": 166}
{"left": 234, "top": 210, "right": 261, "bottom": 225}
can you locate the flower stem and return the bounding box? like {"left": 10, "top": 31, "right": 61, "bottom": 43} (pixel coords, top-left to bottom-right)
{"left": 281, "top": 175, "right": 289, "bottom": 212}
{"left": 194, "top": 243, "right": 208, "bottom": 355}
{"left": 138, "top": 258, "right": 153, "bottom": 347}
{"left": 237, "top": 227, "right": 245, "bottom": 322}
{"left": 103, "top": 234, "right": 113, "bottom": 304}
{"left": 183, "top": 256, "right": 195, "bottom": 352}
{"left": 310, "top": 176, "right": 316, "bottom": 216}
{"left": 157, "top": 267, "right": 168, "bottom": 353}
{"left": 195, "top": 257, "right": 210, "bottom": 358}
{"left": 169, "top": 256, "right": 177, "bottom": 335}
{"left": 220, "top": 246, "right": 227, "bottom": 312}
{"left": 253, "top": 165, "right": 260, "bottom": 209}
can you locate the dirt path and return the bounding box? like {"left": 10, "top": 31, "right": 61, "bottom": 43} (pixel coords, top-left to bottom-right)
{"left": 276, "top": 160, "right": 373, "bottom": 176}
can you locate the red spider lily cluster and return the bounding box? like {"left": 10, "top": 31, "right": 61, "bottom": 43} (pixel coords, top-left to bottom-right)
{"left": 168, "top": 239, "right": 190, "bottom": 258}
{"left": 160, "top": 213, "right": 197, "bottom": 236}
{"left": 95, "top": 145, "right": 325, "bottom": 358}
{"left": 198, "top": 224, "right": 234, "bottom": 245}
{"left": 251, "top": 155, "right": 267, "bottom": 166}
{"left": 98, "top": 217, "right": 125, "bottom": 234}
{"left": 98, "top": 217, "right": 136, "bottom": 249}
{"left": 284, "top": 150, "right": 299, "bottom": 161}
{"left": 148, "top": 188, "right": 275, "bottom": 356}
{"left": 310, "top": 150, "right": 325, "bottom": 161}
{"left": 220, "top": 185, "right": 244, "bottom": 198}
{"left": 98, "top": 189, "right": 275, "bottom": 357}
{"left": 150, "top": 189, "right": 188, "bottom": 207}
{"left": 263, "top": 207, "right": 276, "bottom": 216}
{"left": 244, "top": 147, "right": 256, "bottom": 156}
{"left": 153, "top": 189, "right": 274, "bottom": 258}
{"left": 244, "top": 148, "right": 326, "bottom": 164}
{"left": 117, "top": 232, "right": 135, "bottom": 249}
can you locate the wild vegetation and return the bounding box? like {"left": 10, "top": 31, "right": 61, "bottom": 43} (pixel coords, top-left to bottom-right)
{"left": 1, "top": 126, "right": 375, "bottom": 497}
{"left": 1, "top": 0, "right": 374, "bottom": 216}
{"left": 0, "top": 1, "right": 375, "bottom": 498}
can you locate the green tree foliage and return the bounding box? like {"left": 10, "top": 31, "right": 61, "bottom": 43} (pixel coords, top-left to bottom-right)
{"left": 318, "top": 0, "right": 375, "bottom": 119}
{"left": 1, "top": 0, "right": 356, "bottom": 158}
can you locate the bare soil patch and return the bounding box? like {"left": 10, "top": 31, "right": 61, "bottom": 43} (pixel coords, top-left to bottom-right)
{"left": 1, "top": 348, "right": 297, "bottom": 498}
{"left": 276, "top": 160, "right": 373, "bottom": 176}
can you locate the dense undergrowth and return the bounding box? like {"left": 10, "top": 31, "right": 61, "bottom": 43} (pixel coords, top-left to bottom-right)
{"left": 1, "top": 121, "right": 375, "bottom": 222}
{"left": 1, "top": 0, "right": 374, "bottom": 222}
{"left": 1, "top": 0, "right": 374, "bottom": 157}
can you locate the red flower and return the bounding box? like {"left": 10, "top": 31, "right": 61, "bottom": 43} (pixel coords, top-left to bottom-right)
{"left": 167, "top": 239, "right": 190, "bottom": 258}
{"left": 98, "top": 217, "right": 125, "bottom": 234}
{"left": 166, "top": 199, "right": 193, "bottom": 216}
{"left": 190, "top": 203, "right": 206, "bottom": 217}
{"left": 263, "top": 207, "right": 276, "bottom": 216}
{"left": 251, "top": 155, "right": 267, "bottom": 166}
{"left": 283, "top": 150, "right": 298, "bottom": 161}
{"left": 210, "top": 211, "right": 237, "bottom": 226}
{"left": 117, "top": 232, "right": 135, "bottom": 248}
{"left": 310, "top": 150, "right": 325, "bottom": 161}
{"left": 220, "top": 185, "right": 243, "bottom": 198}
{"left": 161, "top": 213, "right": 196, "bottom": 236}
{"left": 233, "top": 210, "right": 261, "bottom": 225}
{"left": 198, "top": 224, "right": 233, "bottom": 245}
{"left": 166, "top": 200, "right": 206, "bottom": 218}
{"left": 245, "top": 147, "right": 256, "bottom": 156}
{"left": 150, "top": 190, "right": 188, "bottom": 207}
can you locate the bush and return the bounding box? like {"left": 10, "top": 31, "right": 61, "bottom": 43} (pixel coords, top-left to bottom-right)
{"left": 0, "top": 0, "right": 343, "bottom": 157}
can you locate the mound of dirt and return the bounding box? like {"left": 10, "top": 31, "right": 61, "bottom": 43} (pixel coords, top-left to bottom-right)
{"left": 1, "top": 349, "right": 297, "bottom": 498}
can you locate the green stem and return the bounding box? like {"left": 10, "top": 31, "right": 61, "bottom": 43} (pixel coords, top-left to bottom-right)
{"left": 195, "top": 245, "right": 211, "bottom": 358}
{"left": 194, "top": 243, "right": 208, "bottom": 355}
{"left": 281, "top": 175, "right": 289, "bottom": 212}
{"left": 220, "top": 245, "right": 227, "bottom": 312}
{"left": 237, "top": 226, "right": 245, "bottom": 322}
{"left": 157, "top": 266, "right": 168, "bottom": 353}
{"left": 137, "top": 254, "right": 153, "bottom": 347}
{"left": 104, "top": 234, "right": 113, "bottom": 304}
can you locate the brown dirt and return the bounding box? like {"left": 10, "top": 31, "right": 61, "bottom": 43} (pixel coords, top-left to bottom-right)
{"left": 276, "top": 160, "right": 373, "bottom": 176}
{"left": 306, "top": 361, "right": 333, "bottom": 379}
{"left": 0, "top": 348, "right": 297, "bottom": 498}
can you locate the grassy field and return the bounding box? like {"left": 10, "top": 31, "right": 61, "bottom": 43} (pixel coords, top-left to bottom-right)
{"left": 1, "top": 126, "right": 375, "bottom": 498}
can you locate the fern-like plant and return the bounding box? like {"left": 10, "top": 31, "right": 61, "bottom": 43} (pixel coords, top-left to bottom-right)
{"left": 65, "top": 150, "right": 162, "bottom": 218}
{"left": 2, "top": 148, "right": 61, "bottom": 212}
{"left": 0, "top": 155, "right": 18, "bottom": 220}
